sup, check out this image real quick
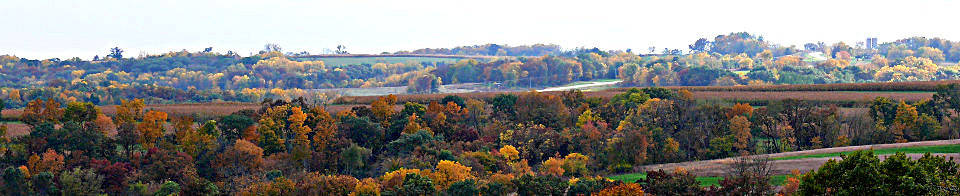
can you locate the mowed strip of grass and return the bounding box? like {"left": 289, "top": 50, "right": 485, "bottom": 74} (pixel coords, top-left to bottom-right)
{"left": 772, "top": 144, "right": 960, "bottom": 161}
{"left": 607, "top": 173, "right": 789, "bottom": 187}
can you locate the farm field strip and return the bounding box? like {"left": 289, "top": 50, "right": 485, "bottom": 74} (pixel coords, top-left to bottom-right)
{"left": 607, "top": 80, "right": 960, "bottom": 92}
{"left": 607, "top": 173, "right": 790, "bottom": 187}
{"left": 771, "top": 144, "right": 960, "bottom": 160}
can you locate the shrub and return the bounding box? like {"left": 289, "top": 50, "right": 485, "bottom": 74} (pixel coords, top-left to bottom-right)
{"left": 638, "top": 168, "right": 702, "bottom": 195}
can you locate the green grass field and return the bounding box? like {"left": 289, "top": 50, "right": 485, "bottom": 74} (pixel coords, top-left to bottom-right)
{"left": 607, "top": 172, "right": 789, "bottom": 187}
{"left": 296, "top": 57, "right": 466, "bottom": 66}
{"left": 772, "top": 144, "right": 960, "bottom": 160}
{"left": 0, "top": 120, "right": 22, "bottom": 124}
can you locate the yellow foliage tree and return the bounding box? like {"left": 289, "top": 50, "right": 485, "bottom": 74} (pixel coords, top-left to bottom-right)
{"left": 115, "top": 99, "right": 145, "bottom": 125}
{"left": 351, "top": 178, "right": 381, "bottom": 196}
{"left": 431, "top": 160, "right": 475, "bottom": 190}
{"left": 137, "top": 110, "right": 167, "bottom": 149}
{"left": 730, "top": 115, "right": 752, "bottom": 150}
{"left": 562, "top": 153, "right": 590, "bottom": 177}
{"left": 499, "top": 145, "right": 519, "bottom": 162}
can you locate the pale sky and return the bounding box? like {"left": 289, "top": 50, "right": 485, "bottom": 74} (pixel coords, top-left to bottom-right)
{"left": 2, "top": 0, "right": 958, "bottom": 59}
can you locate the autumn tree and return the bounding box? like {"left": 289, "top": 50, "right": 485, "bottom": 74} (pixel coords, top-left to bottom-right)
{"left": 432, "top": 160, "right": 475, "bottom": 191}
{"left": 371, "top": 94, "right": 397, "bottom": 127}
{"left": 540, "top": 157, "right": 565, "bottom": 177}
{"left": 288, "top": 106, "right": 313, "bottom": 167}
{"left": 137, "top": 110, "right": 168, "bottom": 149}
{"left": 215, "top": 139, "right": 264, "bottom": 179}
{"left": 115, "top": 99, "right": 145, "bottom": 125}
{"left": 27, "top": 149, "right": 65, "bottom": 175}
{"left": 21, "top": 99, "right": 63, "bottom": 127}
{"left": 561, "top": 153, "right": 590, "bottom": 177}
{"left": 730, "top": 115, "right": 753, "bottom": 152}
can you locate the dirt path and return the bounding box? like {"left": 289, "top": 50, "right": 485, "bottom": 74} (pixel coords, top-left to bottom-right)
{"left": 636, "top": 139, "right": 960, "bottom": 177}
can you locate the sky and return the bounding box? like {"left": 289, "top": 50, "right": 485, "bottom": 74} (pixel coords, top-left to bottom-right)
{"left": 1, "top": 0, "right": 958, "bottom": 59}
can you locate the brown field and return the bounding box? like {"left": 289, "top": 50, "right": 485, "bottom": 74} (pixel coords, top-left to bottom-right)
{"left": 690, "top": 91, "right": 933, "bottom": 102}
{"left": 3, "top": 102, "right": 261, "bottom": 121}
{"left": 619, "top": 80, "right": 960, "bottom": 92}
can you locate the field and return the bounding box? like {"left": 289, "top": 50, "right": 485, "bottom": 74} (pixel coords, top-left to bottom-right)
{"left": 607, "top": 173, "right": 789, "bottom": 187}
{"left": 332, "top": 80, "right": 955, "bottom": 105}
{"left": 612, "top": 139, "right": 960, "bottom": 184}
{"left": 291, "top": 54, "right": 498, "bottom": 67}
{"left": 772, "top": 143, "right": 960, "bottom": 160}
{"left": 641, "top": 80, "right": 960, "bottom": 92}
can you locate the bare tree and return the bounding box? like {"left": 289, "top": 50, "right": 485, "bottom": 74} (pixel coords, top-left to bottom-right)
{"left": 721, "top": 155, "right": 774, "bottom": 195}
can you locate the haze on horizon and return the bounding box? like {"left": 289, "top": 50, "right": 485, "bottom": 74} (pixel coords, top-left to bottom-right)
{"left": 2, "top": 0, "right": 957, "bottom": 59}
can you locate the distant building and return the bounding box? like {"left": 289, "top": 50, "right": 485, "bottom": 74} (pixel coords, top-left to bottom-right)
{"left": 866, "top": 37, "right": 878, "bottom": 49}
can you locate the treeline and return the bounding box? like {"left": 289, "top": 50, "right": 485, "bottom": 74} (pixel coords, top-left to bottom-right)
{"left": 3, "top": 84, "right": 960, "bottom": 194}
{"left": 394, "top": 44, "right": 563, "bottom": 56}
{"left": 5, "top": 33, "right": 960, "bottom": 109}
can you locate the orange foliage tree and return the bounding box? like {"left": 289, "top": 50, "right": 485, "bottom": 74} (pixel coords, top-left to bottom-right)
{"left": 137, "top": 110, "right": 168, "bottom": 149}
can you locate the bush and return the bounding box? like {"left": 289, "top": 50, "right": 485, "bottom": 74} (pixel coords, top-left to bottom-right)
{"left": 567, "top": 177, "right": 619, "bottom": 196}
{"left": 800, "top": 150, "right": 960, "bottom": 195}
{"left": 638, "top": 169, "right": 702, "bottom": 195}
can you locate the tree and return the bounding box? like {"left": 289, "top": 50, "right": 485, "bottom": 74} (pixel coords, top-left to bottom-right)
{"left": 216, "top": 139, "right": 264, "bottom": 178}
{"left": 63, "top": 102, "right": 99, "bottom": 123}
{"left": 718, "top": 156, "right": 774, "bottom": 195}
{"left": 336, "top": 45, "right": 349, "bottom": 54}
{"left": 639, "top": 168, "right": 701, "bottom": 195}
{"left": 499, "top": 145, "right": 520, "bottom": 162}
{"left": 31, "top": 172, "right": 59, "bottom": 195}
{"left": 27, "top": 149, "right": 64, "bottom": 174}
{"left": 353, "top": 178, "right": 381, "bottom": 196}
{"left": 432, "top": 160, "right": 475, "bottom": 191}
{"left": 21, "top": 99, "right": 62, "bottom": 127}
{"left": 2, "top": 166, "right": 29, "bottom": 195}
{"left": 137, "top": 110, "right": 168, "bottom": 149}
{"left": 115, "top": 99, "right": 145, "bottom": 125}
{"left": 396, "top": 173, "right": 435, "bottom": 196}
{"left": 109, "top": 47, "right": 124, "bottom": 59}
{"left": 513, "top": 175, "right": 567, "bottom": 196}
{"left": 299, "top": 174, "right": 358, "bottom": 196}
{"left": 689, "top": 38, "right": 711, "bottom": 52}
{"left": 218, "top": 114, "right": 254, "bottom": 141}
{"left": 917, "top": 46, "right": 946, "bottom": 62}
{"left": 341, "top": 144, "right": 371, "bottom": 176}
{"left": 445, "top": 179, "right": 479, "bottom": 196}
{"left": 730, "top": 116, "right": 752, "bottom": 151}
{"left": 562, "top": 153, "right": 590, "bottom": 177}
{"left": 593, "top": 183, "right": 645, "bottom": 196}
{"left": 59, "top": 168, "right": 105, "bottom": 195}
{"left": 155, "top": 181, "right": 181, "bottom": 195}
{"left": 540, "top": 157, "right": 565, "bottom": 177}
